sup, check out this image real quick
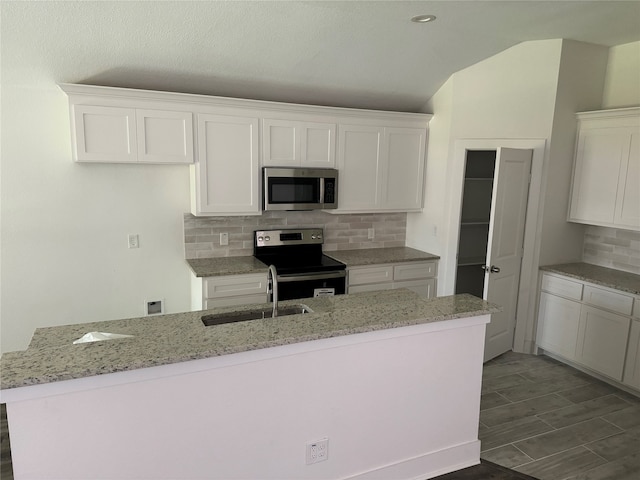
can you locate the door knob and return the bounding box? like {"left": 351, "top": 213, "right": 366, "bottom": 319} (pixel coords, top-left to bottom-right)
{"left": 490, "top": 265, "right": 500, "bottom": 273}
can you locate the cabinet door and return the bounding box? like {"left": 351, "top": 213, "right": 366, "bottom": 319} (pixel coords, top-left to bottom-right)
{"left": 262, "top": 119, "right": 299, "bottom": 166}
{"left": 623, "top": 320, "right": 640, "bottom": 390}
{"left": 614, "top": 130, "right": 640, "bottom": 229}
{"left": 136, "top": 109, "right": 194, "bottom": 164}
{"left": 576, "top": 305, "right": 630, "bottom": 381}
{"left": 383, "top": 127, "right": 426, "bottom": 210}
{"left": 72, "top": 105, "right": 137, "bottom": 162}
{"left": 337, "top": 125, "right": 383, "bottom": 211}
{"left": 193, "top": 114, "right": 260, "bottom": 215}
{"left": 569, "top": 128, "right": 626, "bottom": 224}
{"left": 301, "top": 122, "right": 336, "bottom": 167}
{"left": 536, "top": 292, "right": 581, "bottom": 361}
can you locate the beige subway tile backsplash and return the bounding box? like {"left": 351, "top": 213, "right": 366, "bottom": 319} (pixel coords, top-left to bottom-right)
{"left": 583, "top": 226, "right": 640, "bottom": 275}
{"left": 183, "top": 211, "right": 407, "bottom": 259}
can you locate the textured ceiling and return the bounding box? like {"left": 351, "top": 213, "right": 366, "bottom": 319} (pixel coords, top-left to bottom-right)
{"left": 2, "top": 1, "right": 640, "bottom": 112}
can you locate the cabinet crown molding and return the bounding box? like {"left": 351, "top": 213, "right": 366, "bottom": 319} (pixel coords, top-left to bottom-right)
{"left": 58, "top": 83, "right": 433, "bottom": 125}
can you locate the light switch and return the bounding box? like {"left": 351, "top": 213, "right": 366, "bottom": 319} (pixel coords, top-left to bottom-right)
{"left": 220, "top": 232, "right": 229, "bottom": 246}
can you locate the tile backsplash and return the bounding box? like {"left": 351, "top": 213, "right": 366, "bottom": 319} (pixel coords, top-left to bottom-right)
{"left": 184, "top": 211, "right": 407, "bottom": 259}
{"left": 583, "top": 226, "right": 640, "bottom": 275}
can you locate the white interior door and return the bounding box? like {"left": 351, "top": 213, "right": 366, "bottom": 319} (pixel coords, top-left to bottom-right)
{"left": 483, "top": 148, "right": 532, "bottom": 361}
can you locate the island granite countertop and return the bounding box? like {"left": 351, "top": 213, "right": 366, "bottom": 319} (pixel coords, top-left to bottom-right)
{"left": 187, "top": 247, "right": 439, "bottom": 277}
{"left": 540, "top": 262, "right": 640, "bottom": 295}
{"left": 1, "top": 290, "right": 497, "bottom": 390}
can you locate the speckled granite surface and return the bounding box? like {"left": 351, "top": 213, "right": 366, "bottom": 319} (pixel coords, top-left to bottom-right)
{"left": 540, "top": 263, "right": 640, "bottom": 295}
{"left": 326, "top": 247, "right": 439, "bottom": 266}
{"left": 1, "top": 291, "right": 497, "bottom": 389}
{"left": 187, "top": 247, "right": 439, "bottom": 277}
{"left": 187, "top": 256, "right": 268, "bottom": 277}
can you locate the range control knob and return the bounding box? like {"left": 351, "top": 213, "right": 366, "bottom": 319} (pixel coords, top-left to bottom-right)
{"left": 264, "top": 236, "right": 270, "bottom": 242}
{"left": 311, "top": 235, "right": 316, "bottom": 240}
{"left": 316, "top": 234, "right": 322, "bottom": 239}
{"left": 258, "top": 236, "right": 264, "bottom": 242}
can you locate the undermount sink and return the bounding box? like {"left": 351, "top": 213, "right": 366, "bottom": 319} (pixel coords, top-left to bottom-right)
{"left": 201, "top": 304, "right": 313, "bottom": 327}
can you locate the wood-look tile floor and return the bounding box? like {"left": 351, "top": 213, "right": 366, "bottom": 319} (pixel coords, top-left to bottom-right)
{"left": 480, "top": 351, "right": 640, "bottom": 480}
{"left": 1, "top": 352, "right": 638, "bottom": 480}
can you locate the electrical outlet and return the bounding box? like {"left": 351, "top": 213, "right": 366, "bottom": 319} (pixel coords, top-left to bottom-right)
{"left": 367, "top": 228, "right": 375, "bottom": 240}
{"left": 145, "top": 300, "right": 164, "bottom": 316}
{"left": 220, "top": 232, "right": 229, "bottom": 246}
{"left": 306, "top": 438, "right": 328, "bottom": 465}
{"left": 128, "top": 234, "right": 139, "bottom": 249}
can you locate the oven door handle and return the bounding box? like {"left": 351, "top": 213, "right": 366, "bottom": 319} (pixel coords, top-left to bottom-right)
{"left": 276, "top": 271, "right": 346, "bottom": 282}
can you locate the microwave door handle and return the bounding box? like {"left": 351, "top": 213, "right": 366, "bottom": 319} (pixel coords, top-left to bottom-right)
{"left": 319, "top": 178, "right": 325, "bottom": 205}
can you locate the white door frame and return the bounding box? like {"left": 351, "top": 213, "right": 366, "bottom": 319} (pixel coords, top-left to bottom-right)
{"left": 445, "top": 139, "right": 547, "bottom": 354}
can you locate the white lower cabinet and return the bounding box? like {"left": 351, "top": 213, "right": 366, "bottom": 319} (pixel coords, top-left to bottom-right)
{"left": 576, "top": 305, "right": 630, "bottom": 380}
{"left": 347, "top": 261, "right": 437, "bottom": 299}
{"left": 537, "top": 272, "right": 639, "bottom": 389}
{"left": 536, "top": 291, "right": 582, "bottom": 361}
{"left": 624, "top": 319, "right": 640, "bottom": 390}
{"left": 191, "top": 273, "right": 267, "bottom": 310}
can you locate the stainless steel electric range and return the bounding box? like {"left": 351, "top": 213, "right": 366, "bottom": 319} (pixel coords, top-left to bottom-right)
{"left": 253, "top": 228, "right": 346, "bottom": 301}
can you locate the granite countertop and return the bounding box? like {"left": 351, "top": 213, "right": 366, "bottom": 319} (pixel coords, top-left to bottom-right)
{"left": 325, "top": 247, "right": 440, "bottom": 266}
{"left": 187, "top": 247, "right": 440, "bottom": 277}
{"left": 540, "top": 263, "right": 640, "bottom": 295}
{"left": 187, "top": 256, "right": 268, "bottom": 277}
{"left": 0, "top": 291, "right": 498, "bottom": 390}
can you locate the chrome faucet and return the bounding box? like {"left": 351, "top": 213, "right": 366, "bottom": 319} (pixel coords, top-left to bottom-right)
{"left": 267, "top": 264, "right": 279, "bottom": 317}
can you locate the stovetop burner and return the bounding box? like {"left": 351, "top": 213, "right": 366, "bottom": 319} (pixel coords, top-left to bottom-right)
{"left": 253, "top": 228, "right": 345, "bottom": 275}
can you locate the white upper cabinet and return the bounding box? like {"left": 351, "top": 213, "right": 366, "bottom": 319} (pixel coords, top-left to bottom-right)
{"left": 337, "top": 125, "right": 384, "bottom": 211}
{"left": 136, "top": 109, "right": 194, "bottom": 164}
{"left": 335, "top": 124, "right": 427, "bottom": 213}
{"left": 262, "top": 118, "right": 336, "bottom": 167}
{"left": 384, "top": 127, "right": 426, "bottom": 211}
{"left": 72, "top": 105, "right": 137, "bottom": 163}
{"left": 568, "top": 108, "right": 640, "bottom": 231}
{"left": 191, "top": 114, "right": 260, "bottom": 216}
{"left": 60, "top": 84, "right": 431, "bottom": 216}
{"left": 70, "top": 103, "right": 193, "bottom": 164}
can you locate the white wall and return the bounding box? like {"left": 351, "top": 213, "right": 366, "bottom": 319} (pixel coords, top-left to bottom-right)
{"left": 602, "top": 41, "right": 640, "bottom": 109}
{"left": 0, "top": 84, "right": 193, "bottom": 354}
{"left": 407, "top": 39, "right": 564, "bottom": 293}
{"left": 407, "top": 39, "right": 610, "bottom": 352}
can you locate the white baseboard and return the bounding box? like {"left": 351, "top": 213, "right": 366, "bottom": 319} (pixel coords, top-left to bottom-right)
{"left": 344, "top": 440, "right": 481, "bottom": 480}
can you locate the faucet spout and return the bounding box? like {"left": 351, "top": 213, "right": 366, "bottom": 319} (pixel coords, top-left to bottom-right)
{"left": 267, "top": 265, "right": 278, "bottom": 317}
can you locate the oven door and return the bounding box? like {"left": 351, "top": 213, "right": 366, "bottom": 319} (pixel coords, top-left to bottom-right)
{"left": 275, "top": 271, "right": 346, "bottom": 301}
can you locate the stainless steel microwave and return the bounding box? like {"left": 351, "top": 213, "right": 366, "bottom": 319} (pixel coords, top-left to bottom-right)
{"left": 263, "top": 167, "right": 338, "bottom": 211}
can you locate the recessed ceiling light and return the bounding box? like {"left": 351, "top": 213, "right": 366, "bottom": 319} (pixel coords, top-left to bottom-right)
{"left": 411, "top": 14, "right": 436, "bottom": 23}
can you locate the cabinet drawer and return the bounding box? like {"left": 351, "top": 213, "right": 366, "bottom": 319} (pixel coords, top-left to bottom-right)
{"left": 583, "top": 285, "right": 633, "bottom": 315}
{"left": 348, "top": 282, "right": 393, "bottom": 294}
{"left": 204, "top": 294, "right": 267, "bottom": 310}
{"left": 541, "top": 274, "right": 583, "bottom": 300}
{"left": 394, "top": 261, "right": 437, "bottom": 281}
{"left": 204, "top": 274, "right": 267, "bottom": 299}
{"left": 348, "top": 265, "right": 393, "bottom": 286}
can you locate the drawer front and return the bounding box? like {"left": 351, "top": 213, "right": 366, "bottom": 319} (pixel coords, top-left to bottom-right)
{"left": 348, "top": 282, "right": 393, "bottom": 294}
{"left": 204, "top": 274, "right": 267, "bottom": 299}
{"left": 394, "top": 261, "right": 437, "bottom": 281}
{"left": 633, "top": 298, "right": 640, "bottom": 319}
{"left": 583, "top": 285, "right": 633, "bottom": 315}
{"left": 348, "top": 265, "right": 393, "bottom": 286}
{"left": 204, "top": 293, "right": 267, "bottom": 310}
{"left": 541, "top": 274, "right": 583, "bottom": 300}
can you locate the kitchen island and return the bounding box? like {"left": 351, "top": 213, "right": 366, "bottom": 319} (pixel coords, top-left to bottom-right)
{"left": 1, "top": 290, "right": 498, "bottom": 480}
